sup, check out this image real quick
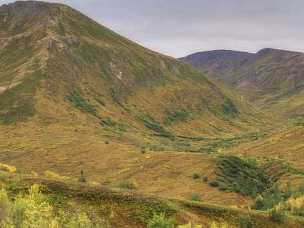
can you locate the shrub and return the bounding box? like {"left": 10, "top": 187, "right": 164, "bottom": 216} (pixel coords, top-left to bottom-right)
{"left": 239, "top": 216, "right": 253, "bottom": 228}
{"left": 79, "top": 170, "right": 86, "bottom": 183}
{"left": 147, "top": 213, "right": 175, "bottom": 228}
{"left": 163, "top": 109, "right": 190, "bottom": 125}
{"left": 252, "top": 185, "right": 284, "bottom": 210}
{"left": 192, "top": 173, "right": 200, "bottom": 180}
{"left": 269, "top": 208, "right": 287, "bottom": 224}
{"left": 215, "top": 156, "right": 273, "bottom": 197}
{"left": 141, "top": 147, "right": 146, "bottom": 154}
{"left": 222, "top": 97, "right": 238, "bottom": 117}
{"left": 209, "top": 181, "right": 220, "bottom": 187}
{"left": 203, "top": 176, "right": 208, "bottom": 182}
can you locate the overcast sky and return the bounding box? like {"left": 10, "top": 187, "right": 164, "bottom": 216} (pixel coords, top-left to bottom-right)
{"left": 1, "top": 0, "right": 304, "bottom": 57}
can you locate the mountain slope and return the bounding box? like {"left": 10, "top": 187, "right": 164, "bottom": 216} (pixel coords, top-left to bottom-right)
{"left": 0, "top": 1, "right": 262, "bottom": 139}
{"left": 181, "top": 48, "right": 304, "bottom": 116}
{"left": 0, "top": 1, "right": 270, "bottom": 206}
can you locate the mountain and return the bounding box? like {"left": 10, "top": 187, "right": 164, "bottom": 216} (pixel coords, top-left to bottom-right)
{"left": 0, "top": 2, "right": 261, "bottom": 138}
{"left": 0, "top": 1, "right": 266, "bottom": 186}
{"left": 180, "top": 50, "right": 253, "bottom": 83}
{"left": 2, "top": 2, "right": 304, "bottom": 227}
{"left": 181, "top": 48, "right": 304, "bottom": 116}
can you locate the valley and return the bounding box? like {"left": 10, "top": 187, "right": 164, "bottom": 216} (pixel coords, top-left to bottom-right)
{"left": 0, "top": 1, "right": 304, "bottom": 227}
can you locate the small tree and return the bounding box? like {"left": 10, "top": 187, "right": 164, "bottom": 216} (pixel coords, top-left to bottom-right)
{"left": 78, "top": 170, "right": 86, "bottom": 183}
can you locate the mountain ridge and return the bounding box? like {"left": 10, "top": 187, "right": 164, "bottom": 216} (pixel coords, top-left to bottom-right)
{"left": 181, "top": 48, "right": 304, "bottom": 116}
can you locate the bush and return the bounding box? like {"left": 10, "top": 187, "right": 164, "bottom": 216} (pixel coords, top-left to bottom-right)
{"left": 147, "top": 213, "right": 175, "bottom": 228}
{"left": 163, "top": 109, "right": 190, "bottom": 125}
{"left": 222, "top": 97, "right": 238, "bottom": 117}
{"left": 214, "top": 156, "right": 273, "bottom": 197}
{"left": 269, "top": 208, "right": 287, "bottom": 224}
{"left": 141, "top": 147, "right": 146, "bottom": 154}
{"left": 209, "top": 181, "right": 220, "bottom": 187}
{"left": 252, "top": 185, "right": 284, "bottom": 210}
{"left": 239, "top": 216, "right": 253, "bottom": 228}
{"left": 192, "top": 173, "right": 201, "bottom": 180}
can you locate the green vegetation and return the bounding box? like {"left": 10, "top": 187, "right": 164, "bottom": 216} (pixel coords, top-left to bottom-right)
{"left": 290, "top": 116, "right": 304, "bottom": 127}
{"left": 0, "top": 71, "right": 44, "bottom": 124}
{"left": 138, "top": 113, "right": 174, "bottom": 139}
{"left": 147, "top": 213, "right": 175, "bottom": 228}
{"left": 67, "top": 88, "right": 97, "bottom": 117}
{"left": 163, "top": 109, "right": 190, "bottom": 125}
{"left": 0, "top": 184, "right": 103, "bottom": 227}
{"left": 222, "top": 97, "right": 238, "bottom": 117}
{"left": 192, "top": 173, "right": 201, "bottom": 180}
{"left": 239, "top": 216, "right": 254, "bottom": 228}
{"left": 196, "top": 132, "right": 264, "bottom": 154}
{"left": 212, "top": 156, "right": 275, "bottom": 197}
{"left": 253, "top": 184, "right": 285, "bottom": 210}
{"left": 269, "top": 208, "right": 287, "bottom": 224}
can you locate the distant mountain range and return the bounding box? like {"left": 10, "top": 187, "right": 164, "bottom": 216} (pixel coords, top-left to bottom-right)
{"left": 181, "top": 48, "right": 304, "bottom": 116}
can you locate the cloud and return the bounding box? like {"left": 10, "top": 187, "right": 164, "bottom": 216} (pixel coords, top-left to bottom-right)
{"left": 1, "top": 0, "right": 304, "bottom": 57}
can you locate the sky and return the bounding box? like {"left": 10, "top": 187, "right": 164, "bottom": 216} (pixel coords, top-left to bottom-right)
{"left": 1, "top": 0, "right": 304, "bottom": 57}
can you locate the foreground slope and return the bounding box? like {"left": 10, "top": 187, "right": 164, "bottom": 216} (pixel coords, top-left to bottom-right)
{"left": 1, "top": 166, "right": 304, "bottom": 228}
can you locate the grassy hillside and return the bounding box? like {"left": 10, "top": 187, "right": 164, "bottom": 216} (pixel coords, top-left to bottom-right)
{"left": 0, "top": 1, "right": 267, "bottom": 159}
{"left": 3, "top": 1, "right": 304, "bottom": 227}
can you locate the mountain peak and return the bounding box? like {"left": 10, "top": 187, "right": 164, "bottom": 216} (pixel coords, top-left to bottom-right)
{"left": 0, "top": 1, "right": 62, "bottom": 14}
{"left": 256, "top": 48, "right": 301, "bottom": 56}
{"left": 0, "top": 1, "right": 69, "bottom": 32}
{"left": 0, "top": 0, "right": 62, "bottom": 10}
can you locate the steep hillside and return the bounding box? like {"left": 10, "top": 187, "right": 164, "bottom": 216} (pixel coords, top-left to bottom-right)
{"left": 0, "top": 1, "right": 263, "bottom": 146}
{"left": 181, "top": 48, "right": 304, "bottom": 116}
